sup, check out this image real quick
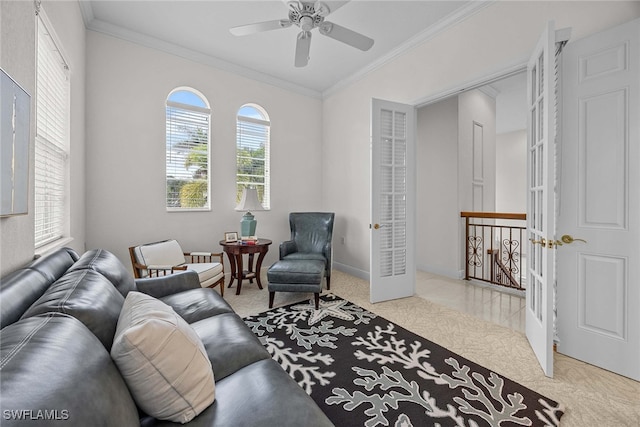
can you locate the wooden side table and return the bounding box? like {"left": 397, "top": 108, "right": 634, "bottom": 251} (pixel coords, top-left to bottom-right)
{"left": 219, "top": 239, "right": 272, "bottom": 295}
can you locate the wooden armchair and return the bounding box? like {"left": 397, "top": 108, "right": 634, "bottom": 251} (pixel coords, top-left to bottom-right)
{"left": 129, "top": 239, "right": 224, "bottom": 296}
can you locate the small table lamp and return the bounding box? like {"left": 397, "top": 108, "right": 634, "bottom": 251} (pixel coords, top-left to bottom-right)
{"left": 235, "top": 187, "right": 263, "bottom": 237}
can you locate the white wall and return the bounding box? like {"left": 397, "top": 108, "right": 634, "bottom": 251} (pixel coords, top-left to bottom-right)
{"left": 416, "top": 97, "right": 459, "bottom": 276}
{"left": 85, "top": 32, "right": 323, "bottom": 270}
{"left": 458, "top": 89, "right": 496, "bottom": 213}
{"left": 496, "top": 130, "right": 527, "bottom": 213}
{"left": 323, "top": 1, "right": 640, "bottom": 277}
{"left": 0, "top": 0, "right": 86, "bottom": 276}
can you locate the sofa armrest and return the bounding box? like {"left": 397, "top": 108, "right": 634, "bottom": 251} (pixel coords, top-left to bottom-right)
{"left": 135, "top": 270, "right": 200, "bottom": 299}
{"left": 279, "top": 240, "right": 297, "bottom": 259}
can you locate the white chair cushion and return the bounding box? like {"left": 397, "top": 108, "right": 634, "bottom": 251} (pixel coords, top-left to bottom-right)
{"left": 111, "top": 292, "right": 215, "bottom": 423}
{"left": 136, "top": 240, "right": 185, "bottom": 267}
{"left": 186, "top": 262, "right": 224, "bottom": 288}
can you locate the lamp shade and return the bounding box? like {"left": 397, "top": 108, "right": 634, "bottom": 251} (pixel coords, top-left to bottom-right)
{"left": 235, "top": 187, "right": 263, "bottom": 212}
{"left": 236, "top": 187, "right": 263, "bottom": 237}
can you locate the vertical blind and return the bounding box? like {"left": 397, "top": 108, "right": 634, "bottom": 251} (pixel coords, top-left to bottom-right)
{"left": 236, "top": 113, "right": 270, "bottom": 209}
{"left": 34, "top": 15, "right": 69, "bottom": 248}
{"left": 165, "top": 100, "right": 210, "bottom": 209}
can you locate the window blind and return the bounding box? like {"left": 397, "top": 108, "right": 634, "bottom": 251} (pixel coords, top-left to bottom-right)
{"left": 236, "top": 114, "right": 270, "bottom": 209}
{"left": 34, "top": 16, "right": 69, "bottom": 248}
{"left": 165, "top": 100, "right": 210, "bottom": 209}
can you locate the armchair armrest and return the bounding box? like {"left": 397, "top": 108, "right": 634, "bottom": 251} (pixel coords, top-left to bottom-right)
{"left": 279, "top": 240, "right": 298, "bottom": 259}
{"left": 184, "top": 251, "right": 223, "bottom": 264}
{"left": 135, "top": 270, "right": 201, "bottom": 299}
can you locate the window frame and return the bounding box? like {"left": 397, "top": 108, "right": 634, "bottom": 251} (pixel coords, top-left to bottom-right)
{"left": 165, "top": 88, "right": 211, "bottom": 212}
{"left": 34, "top": 11, "right": 70, "bottom": 249}
{"left": 236, "top": 104, "right": 270, "bottom": 210}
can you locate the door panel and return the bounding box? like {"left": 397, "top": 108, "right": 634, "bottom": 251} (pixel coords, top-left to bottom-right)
{"left": 370, "top": 99, "right": 415, "bottom": 303}
{"left": 557, "top": 18, "right": 639, "bottom": 380}
{"left": 526, "top": 21, "right": 556, "bottom": 378}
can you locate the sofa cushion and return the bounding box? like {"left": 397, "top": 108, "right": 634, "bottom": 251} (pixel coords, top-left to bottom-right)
{"left": 21, "top": 269, "right": 125, "bottom": 349}
{"left": 27, "top": 247, "right": 80, "bottom": 283}
{"left": 111, "top": 292, "right": 215, "bottom": 423}
{"left": 0, "top": 313, "right": 139, "bottom": 427}
{"left": 68, "top": 249, "right": 136, "bottom": 297}
{"left": 148, "top": 359, "right": 334, "bottom": 427}
{"left": 160, "top": 288, "right": 234, "bottom": 324}
{"left": 0, "top": 269, "right": 50, "bottom": 328}
{"left": 191, "top": 313, "right": 270, "bottom": 381}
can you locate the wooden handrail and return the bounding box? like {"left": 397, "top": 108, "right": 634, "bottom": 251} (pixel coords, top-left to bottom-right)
{"left": 460, "top": 211, "right": 526, "bottom": 220}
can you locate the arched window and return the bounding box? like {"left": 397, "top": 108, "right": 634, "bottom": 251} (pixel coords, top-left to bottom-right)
{"left": 236, "top": 104, "right": 270, "bottom": 209}
{"left": 166, "top": 88, "right": 210, "bottom": 210}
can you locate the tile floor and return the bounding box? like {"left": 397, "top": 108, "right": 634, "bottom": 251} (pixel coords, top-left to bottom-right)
{"left": 415, "top": 270, "right": 526, "bottom": 333}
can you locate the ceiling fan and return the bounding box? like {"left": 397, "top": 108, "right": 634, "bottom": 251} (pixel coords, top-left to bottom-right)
{"left": 229, "top": 1, "right": 374, "bottom": 67}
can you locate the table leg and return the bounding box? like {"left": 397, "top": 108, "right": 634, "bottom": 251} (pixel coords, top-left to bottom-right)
{"left": 254, "top": 249, "right": 267, "bottom": 290}
{"left": 247, "top": 253, "right": 255, "bottom": 283}
{"left": 225, "top": 251, "right": 237, "bottom": 288}
{"left": 235, "top": 253, "right": 244, "bottom": 295}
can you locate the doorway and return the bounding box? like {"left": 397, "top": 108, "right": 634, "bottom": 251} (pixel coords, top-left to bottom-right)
{"left": 415, "top": 71, "right": 527, "bottom": 281}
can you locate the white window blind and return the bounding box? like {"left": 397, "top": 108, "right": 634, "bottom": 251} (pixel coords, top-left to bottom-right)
{"left": 165, "top": 97, "right": 210, "bottom": 210}
{"left": 236, "top": 106, "right": 270, "bottom": 209}
{"left": 35, "top": 15, "right": 69, "bottom": 248}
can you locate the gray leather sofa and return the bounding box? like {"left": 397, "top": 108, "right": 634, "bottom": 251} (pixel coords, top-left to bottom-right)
{"left": 0, "top": 247, "right": 333, "bottom": 427}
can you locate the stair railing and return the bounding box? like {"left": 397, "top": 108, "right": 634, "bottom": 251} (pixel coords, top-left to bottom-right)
{"left": 460, "top": 212, "right": 526, "bottom": 291}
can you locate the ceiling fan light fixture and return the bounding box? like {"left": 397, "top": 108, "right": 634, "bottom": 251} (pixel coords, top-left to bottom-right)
{"left": 300, "top": 16, "right": 314, "bottom": 32}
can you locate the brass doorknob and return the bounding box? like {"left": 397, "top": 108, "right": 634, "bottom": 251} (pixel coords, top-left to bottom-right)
{"left": 560, "top": 235, "right": 587, "bottom": 244}
{"left": 373, "top": 223, "right": 381, "bottom": 230}
{"left": 529, "top": 237, "right": 546, "bottom": 247}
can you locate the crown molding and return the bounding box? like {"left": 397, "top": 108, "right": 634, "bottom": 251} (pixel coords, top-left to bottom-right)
{"left": 478, "top": 84, "right": 500, "bottom": 99}
{"left": 321, "top": 0, "right": 494, "bottom": 99}
{"left": 82, "top": 14, "right": 322, "bottom": 99}
{"left": 78, "top": 0, "right": 493, "bottom": 101}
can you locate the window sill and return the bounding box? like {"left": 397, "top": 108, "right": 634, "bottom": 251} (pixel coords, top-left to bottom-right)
{"left": 34, "top": 237, "right": 75, "bottom": 259}
{"left": 166, "top": 208, "right": 211, "bottom": 213}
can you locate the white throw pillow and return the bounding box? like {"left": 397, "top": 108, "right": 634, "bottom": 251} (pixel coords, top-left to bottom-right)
{"left": 111, "top": 291, "right": 215, "bottom": 423}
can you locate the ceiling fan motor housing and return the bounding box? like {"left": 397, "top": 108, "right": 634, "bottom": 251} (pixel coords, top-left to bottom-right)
{"left": 288, "top": 1, "right": 327, "bottom": 31}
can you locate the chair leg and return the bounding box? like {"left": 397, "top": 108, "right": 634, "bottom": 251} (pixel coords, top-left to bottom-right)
{"left": 269, "top": 291, "right": 275, "bottom": 308}
{"left": 326, "top": 276, "right": 330, "bottom": 290}
{"left": 314, "top": 293, "right": 319, "bottom": 309}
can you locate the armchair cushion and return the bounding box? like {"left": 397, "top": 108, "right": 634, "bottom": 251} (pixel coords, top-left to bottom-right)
{"left": 185, "top": 262, "right": 224, "bottom": 288}
{"left": 135, "top": 239, "right": 185, "bottom": 269}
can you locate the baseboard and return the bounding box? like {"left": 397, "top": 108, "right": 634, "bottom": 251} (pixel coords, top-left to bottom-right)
{"left": 333, "top": 262, "right": 370, "bottom": 281}
{"left": 416, "top": 264, "right": 464, "bottom": 280}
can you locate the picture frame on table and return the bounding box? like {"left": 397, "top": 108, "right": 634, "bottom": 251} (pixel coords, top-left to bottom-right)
{"left": 224, "top": 231, "right": 238, "bottom": 242}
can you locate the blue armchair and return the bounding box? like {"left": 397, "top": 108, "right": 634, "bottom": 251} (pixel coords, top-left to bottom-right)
{"left": 279, "top": 212, "right": 335, "bottom": 289}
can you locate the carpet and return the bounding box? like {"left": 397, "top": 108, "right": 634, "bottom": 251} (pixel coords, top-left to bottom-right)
{"left": 243, "top": 293, "right": 565, "bottom": 427}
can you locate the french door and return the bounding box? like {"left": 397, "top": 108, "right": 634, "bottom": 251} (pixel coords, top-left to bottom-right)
{"left": 526, "top": 22, "right": 557, "bottom": 378}
{"left": 370, "top": 99, "right": 416, "bottom": 303}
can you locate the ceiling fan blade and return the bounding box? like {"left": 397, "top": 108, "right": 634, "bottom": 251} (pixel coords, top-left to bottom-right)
{"left": 294, "top": 31, "right": 312, "bottom": 67}
{"left": 319, "top": 21, "right": 374, "bottom": 51}
{"left": 230, "top": 20, "right": 291, "bottom": 36}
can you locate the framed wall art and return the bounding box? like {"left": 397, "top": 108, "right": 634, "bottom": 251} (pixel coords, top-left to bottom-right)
{"left": 1, "top": 68, "right": 30, "bottom": 217}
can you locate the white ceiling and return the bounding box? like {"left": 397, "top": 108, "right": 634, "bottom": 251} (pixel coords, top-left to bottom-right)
{"left": 79, "top": 1, "right": 484, "bottom": 97}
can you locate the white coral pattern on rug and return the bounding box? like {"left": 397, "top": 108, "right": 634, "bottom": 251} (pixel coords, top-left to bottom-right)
{"left": 244, "top": 294, "right": 563, "bottom": 427}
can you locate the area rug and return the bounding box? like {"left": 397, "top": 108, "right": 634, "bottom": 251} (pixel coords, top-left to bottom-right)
{"left": 243, "top": 294, "right": 565, "bottom": 427}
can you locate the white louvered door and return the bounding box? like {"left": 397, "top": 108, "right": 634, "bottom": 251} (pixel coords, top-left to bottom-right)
{"left": 370, "top": 99, "right": 415, "bottom": 303}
